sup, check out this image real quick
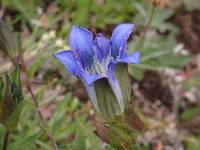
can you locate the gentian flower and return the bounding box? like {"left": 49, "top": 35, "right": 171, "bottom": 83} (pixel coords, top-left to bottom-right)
{"left": 54, "top": 23, "right": 140, "bottom": 118}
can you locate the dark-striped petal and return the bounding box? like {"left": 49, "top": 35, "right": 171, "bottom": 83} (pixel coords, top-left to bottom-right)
{"left": 94, "top": 33, "right": 110, "bottom": 61}
{"left": 53, "top": 50, "right": 80, "bottom": 77}
{"left": 69, "top": 26, "right": 95, "bottom": 68}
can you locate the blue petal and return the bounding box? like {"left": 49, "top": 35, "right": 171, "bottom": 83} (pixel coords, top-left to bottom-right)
{"left": 108, "top": 77, "right": 124, "bottom": 112}
{"left": 106, "top": 62, "right": 124, "bottom": 112}
{"left": 111, "top": 23, "right": 134, "bottom": 59}
{"left": 69, "top": 25, "right": 95, "bottom": 68}
{"left": 53, "top": 50, "right": 80, "bottom": 76}
{"left": 106, "top": 62, "right": 116, "bottom": 80}
{"left": 120, "top": 51, "right": 140, "bottom": 64}
{"left": 83, "top": 83, "right": 100, "bottom": 113}
{"left": 81, "top": 72, "right": 100, "bottom": 85}
{"left": 94, "top": 33, "right": 110, "bottom": 61}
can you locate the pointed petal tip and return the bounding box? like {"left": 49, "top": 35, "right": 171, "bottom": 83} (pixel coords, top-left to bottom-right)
{"left": 70, "top": 25, "right": 93, "bottom": 38}
{"left": 53, "top": 50, "right": 72, "bottom": 59}
{"left": 94, "top": 33, "right": 111, "bottom": 61}
{"left": 111, "top": 23, "right": 135, "bottom": 59}
{"left": 82, "top": 73, "right": 101, "bottom": 85}
{"left": 69, "top": 25, "right": 93, "bottom": 48}
{"left": 115, "top": 23, "right": 135, "bottom": 32}
{"left": 53, "top": 50, "right": 81, "bottom": 76}
{"left": 120, "top": 51, "right": 141, "bottom": 64}
{"left": 69, "top": 25, "right": 95, "bottom": 68}
{"left": 71, "top": 25, "right": 92, "bottom": 34}
{"left": 133, "top": 51, "right": 141, "bottom": 64}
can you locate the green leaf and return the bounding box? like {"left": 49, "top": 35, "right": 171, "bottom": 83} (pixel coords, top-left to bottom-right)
{"left": 185, "top": 136, "right": 200, "bottom": 150}
{"left": 132, "top": 143, "right": 151, "bottom": 150}
{"left": 73, "top": 130, "right": 87, "bottom": 150}
{"left": 180, "top": 107, "right": 200, "bottom": 123}
{"left": 105, "top": 145, "right": 117, "bottom": 150}
{"left": 0, "top": 76, "right": 4, "bottom": 100}
{"left": 0, "top": 19, "right": 19, "bottom": 60}
{"left": 27, "top": 56, "right": 44, "bottom": 80}
{"left": 8, "top": 131, "right": 42, "bottom": 150}
{"left": 106, "top": 120, "right": 135, "bottom": 149}
{"left": 130, "top": 66, "right": 144, "bottom": 81}
{"left": 4, "top": 102, "right": 24, "bottom": 131}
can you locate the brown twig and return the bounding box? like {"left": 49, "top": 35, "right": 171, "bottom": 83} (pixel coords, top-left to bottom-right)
{"left": 119, "top": 140, "right": 129, "bottom": 150}
{"left": 3, "top": 130, "right": 9, "bottom": 150}
{"left": 19, "top": 55, "right": 59, "bottom": 150}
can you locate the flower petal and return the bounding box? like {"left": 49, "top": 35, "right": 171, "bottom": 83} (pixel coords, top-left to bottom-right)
{"left": 120, "top": 51, "right": 140, "bottom": 64}
{"left": 108, "top": 77, "right": 124, "bottom": 113}
{"left": 94, "top": 33, "right": 110, "bottom": 61}
{"left": 81, "top": 72, "right": 100, "bottom": 85}
{"left": 53, "top": 50, "right": 80, "bottom": 76}
{"left": 111, "top": 23, "right": 134, "bottom": 59}
{"left": 69, "top": 26, "right": 95, "bottom": 68}
{"left": 106, "top": 63, "right": 124, "bottom": 112}
{"left": 83, "top": 83, "right": 100, "bottom": 113}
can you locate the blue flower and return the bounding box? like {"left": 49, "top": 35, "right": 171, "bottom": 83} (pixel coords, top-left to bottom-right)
{"left": 54, "top": 23, "right": 140, "bottom": 117}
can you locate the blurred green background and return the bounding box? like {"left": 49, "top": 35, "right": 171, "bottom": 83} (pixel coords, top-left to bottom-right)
{"left": 0, "top": 0, "right": 200, "bottom": 149}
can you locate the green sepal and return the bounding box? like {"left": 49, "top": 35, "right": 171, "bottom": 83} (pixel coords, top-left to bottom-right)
{"left": 94, "top": 109, "right": 144, "bottom": 149}
{"left": 94, "top": 78, "right": 121, "bottom": 119}
{"left": 105, "top": 115, "right": 139, "bottom": 149}
{"left": 115, "top": 63, "right": 131, "bottom": 110}
{"left": 93, "top": 63, "right": 132, "bottom": 119}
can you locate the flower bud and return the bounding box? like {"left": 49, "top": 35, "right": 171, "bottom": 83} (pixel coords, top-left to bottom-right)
{"left": 93, "top": 63, "right": 131, "bottom": 119}
{"left": 0, "top": 65, "right": 23, "bottom": 131}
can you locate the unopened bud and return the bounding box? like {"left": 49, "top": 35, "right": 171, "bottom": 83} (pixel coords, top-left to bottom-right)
{"left": 91, "top": 64, "right": 131, "bottom": 119}
{"left": 0, "top": 65, "right": 23, "bottom": 131}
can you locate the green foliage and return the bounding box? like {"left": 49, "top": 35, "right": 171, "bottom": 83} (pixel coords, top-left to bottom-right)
{"left": 0, "top": 20, "right": 19, "bottom": 60}
{"left": 0, "top": 0, "right": 198, "bottom": 149}
{"left": 2, "top": 0, "right": 39, "bottom": 25}
{"left": 8, "top": 131, "right": 42, "bottom": 150}
{"left": 131, "top": 144, "right": 151, "bottom": 150}
{"left": 128, "top": 7, "right": 191, "bottom": 80}
{"left": 180, "top": 107, "right": 200, "bottom": 123}
{"left": 182, "top": 75, "right": 200, "bottom": 91}
{"left": 73, "top": 130, "right": 87, "bottom": 150}
{"left": 184, "top": 136, "right": 200, "bottom": 150}
{"left": 106, "top": 121, "right": 137, "bottom": 149}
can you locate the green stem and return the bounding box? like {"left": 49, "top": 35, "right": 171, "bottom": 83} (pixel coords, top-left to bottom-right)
{"left": 19, "top": 55, "right": 59, "bottom": 150}
{"left": 3, "top": 130, "right": 9, "bottom": 150}
{"left": 136, "top": 5, "right": 156, "bottom": 50}
{"left": 119, "top": 140, "right": 129, "bottom": 150}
